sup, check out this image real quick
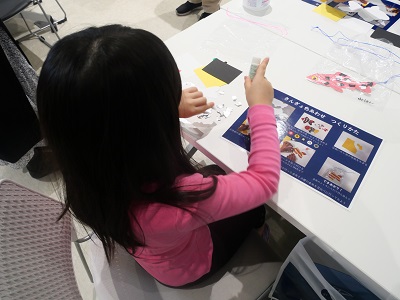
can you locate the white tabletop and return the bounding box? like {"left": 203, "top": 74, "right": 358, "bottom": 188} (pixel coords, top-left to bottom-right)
{"left": 165, "top": 0, "right": 400, "bottom": 298}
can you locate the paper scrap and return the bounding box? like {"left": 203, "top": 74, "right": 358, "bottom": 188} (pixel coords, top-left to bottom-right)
{"left": 313, "top": 3, "right": 347, "bottom": 21}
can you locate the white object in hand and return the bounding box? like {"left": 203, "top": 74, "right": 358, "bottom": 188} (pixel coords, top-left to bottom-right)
{"left": 249, "top": 57, "right": 261, "bottom": 80}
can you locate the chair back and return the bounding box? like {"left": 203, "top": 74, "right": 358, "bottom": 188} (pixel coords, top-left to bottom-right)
{"left": 0, "top": 0, "right": 32, "bottom": 21}
{"left": 0, "top": 180, "right": 82, "bottom": 299}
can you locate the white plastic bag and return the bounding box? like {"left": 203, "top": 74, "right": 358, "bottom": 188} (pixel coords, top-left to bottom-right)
{"left": 269, "top": 237, "right": 381, "bottom": 300}
{"left": 308, "top": 27, "right": 398, "bottom": 110}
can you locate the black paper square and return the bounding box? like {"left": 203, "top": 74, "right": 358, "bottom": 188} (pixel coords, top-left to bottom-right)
{"left": 371, "top": 27, "right": 400, "bottom": 48}
{"left": 202, "top": 58, "right": 242, "bottom": 84}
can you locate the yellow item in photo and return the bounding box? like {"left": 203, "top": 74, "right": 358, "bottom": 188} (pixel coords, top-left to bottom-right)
{"left": 342, "top": 138, "right": 357, "bottom": 153}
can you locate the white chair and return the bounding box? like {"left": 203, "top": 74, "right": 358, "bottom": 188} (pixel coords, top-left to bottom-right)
{"left": 0, "top": 179, "right": 84, "bottom": 299}
{"left": 0, "top": 179, "right": 282, "bottom": 300}
{"left": 89, "top": 224, "right": 283, "bottom": 300}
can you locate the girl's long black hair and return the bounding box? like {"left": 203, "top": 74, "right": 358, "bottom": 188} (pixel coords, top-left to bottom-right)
{"left": 37, "top": 25, "right": 217, "bottom": 262}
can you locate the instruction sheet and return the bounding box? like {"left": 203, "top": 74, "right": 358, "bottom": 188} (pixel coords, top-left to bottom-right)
{"left": 222, "top": 89, "right": 382, "bottom": 208}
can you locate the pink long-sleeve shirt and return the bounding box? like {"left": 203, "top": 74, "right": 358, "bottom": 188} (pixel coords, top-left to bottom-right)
{"left": 130, "top": 104, "right": 281, "bottom": 286}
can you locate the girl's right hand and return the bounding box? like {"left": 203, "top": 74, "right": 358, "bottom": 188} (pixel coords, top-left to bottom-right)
{"left": 244, "top": 57, "right": 274, "bottom": 107}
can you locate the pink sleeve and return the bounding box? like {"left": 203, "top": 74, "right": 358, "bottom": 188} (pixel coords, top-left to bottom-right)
{"left": 178, "top": 104, "right": 281, "bottom": 226}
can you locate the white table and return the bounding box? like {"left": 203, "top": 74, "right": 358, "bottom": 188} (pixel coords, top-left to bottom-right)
{"left": 166, "top": 0, "right": 400, "bottom": 298}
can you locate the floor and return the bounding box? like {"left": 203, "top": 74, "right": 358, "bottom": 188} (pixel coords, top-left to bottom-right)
{"left": 6, "top": 0, "right": 231, "bottom": 72}
{"left": 2, "top": 1, "right": 304, "bottom": 298}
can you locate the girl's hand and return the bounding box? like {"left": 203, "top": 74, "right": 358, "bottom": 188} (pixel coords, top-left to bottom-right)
{"left": 179, "top": 87, "right": 214, "bottom": 118}
{"left": 244, "top": 57, "right": 274, "bottom": 107}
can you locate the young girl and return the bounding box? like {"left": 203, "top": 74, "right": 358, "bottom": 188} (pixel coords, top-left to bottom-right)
{"left": 37, "top": 24, "right": 280, "bottom": 287}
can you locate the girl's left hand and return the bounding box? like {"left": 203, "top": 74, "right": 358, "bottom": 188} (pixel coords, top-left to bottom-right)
{"left": 179, "top": 87, "right": 214, "bottom": 118}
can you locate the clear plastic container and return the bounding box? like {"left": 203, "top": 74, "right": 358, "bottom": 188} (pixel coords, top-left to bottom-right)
{"left": 243, "top": 0, "right": 270, "bottom": 11}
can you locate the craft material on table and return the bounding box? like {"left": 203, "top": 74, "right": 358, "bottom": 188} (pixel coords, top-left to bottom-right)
{"left": 371, "top": 26, "right": 400, "bottom": 47}
{"left": 201, "top": 58, "right": 243, "bottom": 84}
{"left": 306, "top": 72, "right": 376, "bottom": 93}
{"left": 313, "top": 3, "right": 347, "bottom": 21}
{"left": 303, "top": 0, "right": 400, "bottom": 31}
{"left": 194, "top": 67, "right": 227, "bottom": 87}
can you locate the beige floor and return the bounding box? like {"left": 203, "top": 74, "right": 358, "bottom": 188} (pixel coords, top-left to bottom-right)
{"left": 2, "top": 1, "right": 227, "bottom": 299}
